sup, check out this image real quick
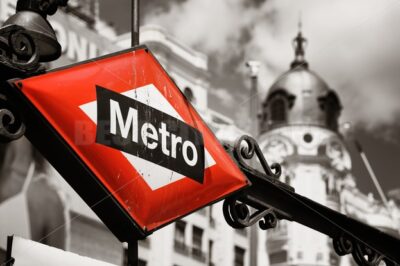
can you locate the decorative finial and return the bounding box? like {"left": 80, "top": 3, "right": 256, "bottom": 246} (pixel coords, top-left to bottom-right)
{"left": 291, "top": 15, "right": 308, "bottom": 69}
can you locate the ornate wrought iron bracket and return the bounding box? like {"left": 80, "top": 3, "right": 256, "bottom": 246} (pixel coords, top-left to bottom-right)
{"left": 0, "top": 0, "right": 67, "bottom": 142}
{"left": 0, "top": 24, "right": 40, "bottom": 142}
{"left": 0, "top": 24, "right": 41, "bottom": 79}
{"left": 223, "top": 135, "right": 292, "bottom": 231}
{"left": 223, "top": 136, "right": 400, "bottom": 266}
{"left": 0, "top": 93, "right": 26, "bottom": 142}
{"left": 223, "top": 194, "right": 278, "bottom": 230}
{"left": 333, "top": 234, "right": 398, "bottom": 266}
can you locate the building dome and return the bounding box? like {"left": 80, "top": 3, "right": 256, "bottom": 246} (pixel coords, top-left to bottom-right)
{"left": 259, "top": 31, "right": 342, "bottom": 133}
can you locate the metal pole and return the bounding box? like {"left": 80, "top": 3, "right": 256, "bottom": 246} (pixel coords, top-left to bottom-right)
{"left": 245, "top": 61, "right": 261, "bottom": 137}
{"left": 354, "top": 140, "right": 390, "bottom": 208}
{"left": 245, "top": 61, "right": 261, "bottom": 266}
{"left": 131, "top": 0, "right": 140, "bottom": 47}
{"left": 250, "top": 76, "right": 257, "bottom": 136}
{"left": 129, "top": 1, "right": 139, "bottom": 258}
{"left": 127, "top": 241, "right": 139, "bottom": 266}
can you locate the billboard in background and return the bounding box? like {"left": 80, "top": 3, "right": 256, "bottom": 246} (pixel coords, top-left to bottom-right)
{"left": 0, "top": 0, "right": 120, "bottom": 67}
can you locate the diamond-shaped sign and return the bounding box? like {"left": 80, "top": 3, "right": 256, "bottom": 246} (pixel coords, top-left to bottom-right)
{"left": 7, "top": 46, "right": 249, "bottom": 241}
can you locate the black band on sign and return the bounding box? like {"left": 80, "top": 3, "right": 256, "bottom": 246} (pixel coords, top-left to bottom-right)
{"left": 95, "top": 85, "right": 205, "bottom": 184}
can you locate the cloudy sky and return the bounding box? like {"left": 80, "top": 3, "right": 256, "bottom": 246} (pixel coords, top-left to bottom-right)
{"left": 101, "top": 0, "right": 400, "bottom": 197}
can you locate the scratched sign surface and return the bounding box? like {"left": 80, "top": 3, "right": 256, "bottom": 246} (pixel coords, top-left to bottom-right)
{"left": 10, "top": 46, "right": 248, "bottom": 238}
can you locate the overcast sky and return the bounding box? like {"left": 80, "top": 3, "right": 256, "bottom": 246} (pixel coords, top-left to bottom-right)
{"left": 101, "top": 0, "right": 400, "bottom": 197}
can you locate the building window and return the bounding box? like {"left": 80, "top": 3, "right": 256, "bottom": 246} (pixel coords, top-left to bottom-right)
{"left": 319, "top": 91, "right": 341, "bottom": 130}
{"left": 270, "top": 97, "right": 287, "bottom": 123}
{"left": 325, "top": 95, "right": 339, "bottom": 129}
{"left": 192, "top": 226, "right": 203, "bottom": 250}
{"left": 175, "top": 220, "right": 186, "bottom": 244}
{"left": 264, "top": 89, "right": 295, "bottom": 128}
{"left": 192, "top": 226, "right": 205, "bottom": 262}
{"left": 174, "top": 220, "right": 189, "bottom": 255}
{"left": 234, "top": 246, "right": 246, "bottom": 266}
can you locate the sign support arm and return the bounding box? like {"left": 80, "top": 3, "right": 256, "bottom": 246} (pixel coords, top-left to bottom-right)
{"left": 223, "top": 135, "right": 400, "bottom": 266}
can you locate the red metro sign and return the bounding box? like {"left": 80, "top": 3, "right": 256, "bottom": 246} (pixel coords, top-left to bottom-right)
{"left": 7, "top": 46, "right": 248, "bottom": 241}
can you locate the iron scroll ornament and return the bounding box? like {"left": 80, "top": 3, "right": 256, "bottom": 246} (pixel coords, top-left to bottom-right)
{"left": 233, "top": 135, "right": 282, "bottom": 179}
{"left": 0, "top": 25, "right": 38, "bottom": 142}
{"left": 0, "top": 94, "right": 26, "bottom": 142}
{"left": 0, "top": 0, "right": 69, "bottom": 142}
{"left": 223, "top": 197, "right": 278, "bottom": 230}
{"left": 223, "top": 135, "right": 286, "bottom": 230}
{"left": 333, "top": 234, "right": 399, "bottom": 266}
{"left": 0, "top": 25, "right": 42, "bottom": 77}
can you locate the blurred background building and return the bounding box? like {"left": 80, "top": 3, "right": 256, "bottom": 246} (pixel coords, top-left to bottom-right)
{"left": 0, "top": 1, "right": 399, "bottom": 266}
{"left": 257, "top": 30, "right": 400, "bottom": 266}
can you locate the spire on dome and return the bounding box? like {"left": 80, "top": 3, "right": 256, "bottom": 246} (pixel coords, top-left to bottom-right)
{"left": 291, "top": 17, "right": 309, "bottom": 69}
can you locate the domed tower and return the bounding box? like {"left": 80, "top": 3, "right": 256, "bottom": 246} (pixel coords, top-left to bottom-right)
{"left": 259, "top": 31, "right": 342, "bottom": 133}
{"left": 259, "top": 29, "right": 352, "bottom": 266}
